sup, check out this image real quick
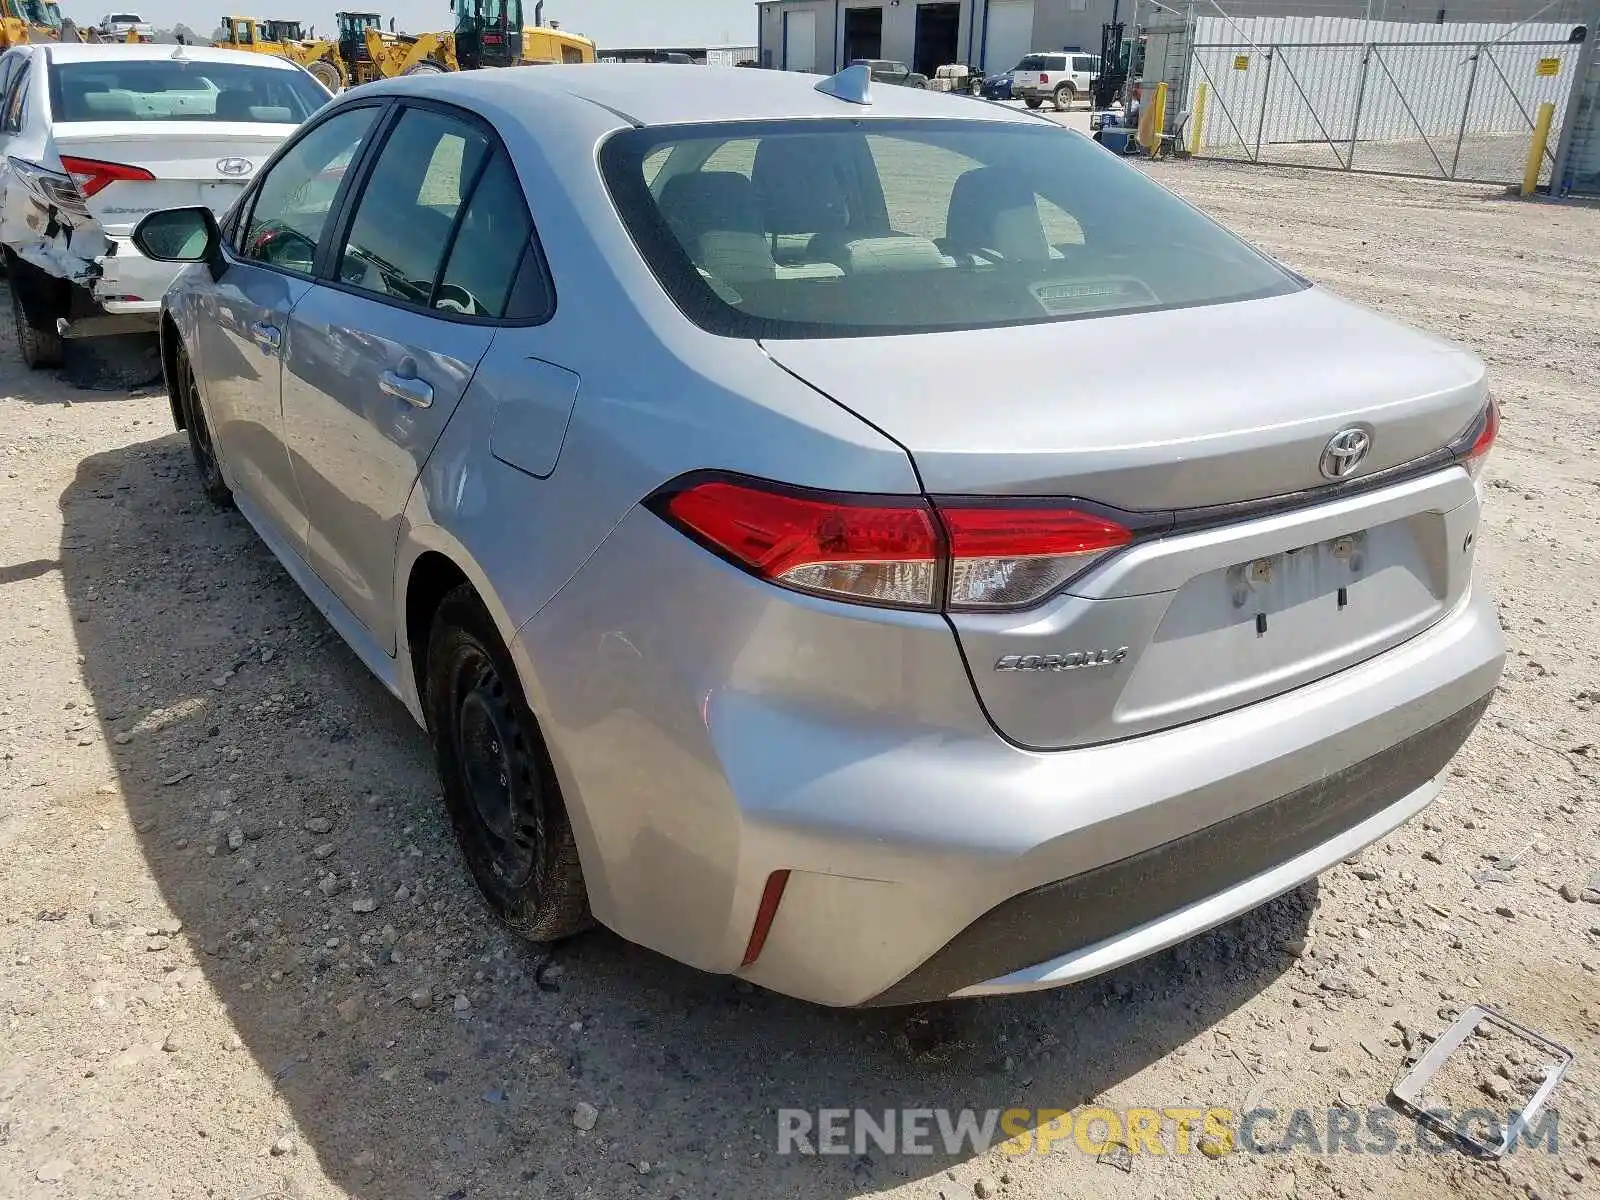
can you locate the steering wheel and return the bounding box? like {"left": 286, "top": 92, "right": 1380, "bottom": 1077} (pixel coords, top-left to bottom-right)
{"left": 433, "top": 281, "right": 481, "bottom": 316}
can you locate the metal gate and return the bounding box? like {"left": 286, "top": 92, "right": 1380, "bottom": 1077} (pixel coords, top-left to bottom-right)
{"left": 1186, "top": 37, "right": 1578, "bottom": 184}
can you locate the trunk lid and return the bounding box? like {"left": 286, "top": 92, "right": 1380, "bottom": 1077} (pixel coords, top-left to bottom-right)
{"left": 49, "top": 123, "right": 294, "bottom": 236}
{"left": 760, "top": 288, "right": 1485, "bottom": 508}
{"left": 762, "top": 287, "right": 1490, "bottom": 750}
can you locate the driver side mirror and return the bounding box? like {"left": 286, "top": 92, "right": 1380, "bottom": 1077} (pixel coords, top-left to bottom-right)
{"left": 132, "top": 207, "right": 224, "bottom": 281}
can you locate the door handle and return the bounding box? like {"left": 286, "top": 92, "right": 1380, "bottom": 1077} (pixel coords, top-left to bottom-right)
{"left": 378, "top": 368, "right": 433, "bottom": 409}
{"left": 249, "top": 322, "right": 281, "bottom": 352}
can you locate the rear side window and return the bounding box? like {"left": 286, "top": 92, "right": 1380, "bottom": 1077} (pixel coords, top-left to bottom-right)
{"left": 333, "top": 103, "right": 549, "bottom": 322}
{"left": 601, "top": 118, "right": 1301, "bottom": 339}
{"left": 336, "top": 108, "right": 491, "bottom": 306}
{"left": 435, "top": 150, "right": 536, "bottom": 319}
{"left": 48, "top": 59, "right": 328, "bottom": 124}
{"left": 1073, "top": 56, "right": 1098, "bottom": 72}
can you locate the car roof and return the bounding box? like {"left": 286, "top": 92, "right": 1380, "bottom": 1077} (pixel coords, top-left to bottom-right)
{"left": 40, "top": 42, "right": 302, "bottom": 71}
{"left": 361, "top": 63, "right": 1042, "bottom": 128}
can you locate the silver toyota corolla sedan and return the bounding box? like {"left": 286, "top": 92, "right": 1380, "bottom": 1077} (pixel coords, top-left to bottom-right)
{"left": 134, "top": 63, "right": 1504, "bottom": 1007}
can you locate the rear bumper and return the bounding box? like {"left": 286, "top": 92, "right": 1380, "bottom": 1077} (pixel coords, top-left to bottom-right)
{"left": 886, "top": 694, "right": 1486, "bottom": 1003}
{"left": 93, "top": 237, "right": 180, "bottom": 318}
{"left": 520, "top": 503, "right": 1504, "bottom": 1007}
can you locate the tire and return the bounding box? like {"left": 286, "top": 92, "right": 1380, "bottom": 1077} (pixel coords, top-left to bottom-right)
{"left": 425, "top": 584, "right": 592, "bottom": 942}
{"left": 1023, "top": 96, "right": 1042, "bottom": 109}
{"left": 11, "top": 282, "right": 62, "bottom": 370}
{"left": 1054, "top": 82, "right": 1076, "bottom": 110}
{"left": 174, "top": 341, "right": 232, "bottom": 507}
{"left": 405, "top": 59, "right": 446, "bottom": 75}
{"left": 308, "top": 58, "right": 342, "bottom": 91}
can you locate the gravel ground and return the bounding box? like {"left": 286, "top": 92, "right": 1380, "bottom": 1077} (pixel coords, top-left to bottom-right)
{"left": 1, "top": 163, "right": 1597, "bottom": 1200}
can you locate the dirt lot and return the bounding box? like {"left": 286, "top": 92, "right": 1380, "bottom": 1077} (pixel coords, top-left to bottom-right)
{"left": 1, "top": 163, "right": 1597, "bottom": 1200}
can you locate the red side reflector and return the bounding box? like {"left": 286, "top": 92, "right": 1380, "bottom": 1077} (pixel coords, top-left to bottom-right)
{"left": 59, "top": 155, "right": 156, "bottom": 198}
{"left": 741, "top": 869, "right": 790, "bottom": 967}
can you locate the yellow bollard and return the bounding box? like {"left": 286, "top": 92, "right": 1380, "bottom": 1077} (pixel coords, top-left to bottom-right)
{"left": 1189, "top": 82, "right": 1209, "bottom": 156}
{"left": 1521, "top": 101, "right": 1556, "bottom": 197}
{"left": 1141, "top": 82, "right": 1169, "bottom": 155}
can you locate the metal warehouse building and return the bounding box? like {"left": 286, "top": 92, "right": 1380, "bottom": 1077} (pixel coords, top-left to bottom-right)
{"left": 755, "top": 0, "right": 1588, "bottom": 80}
{"left": 754, "top": 0, "right": 1119, "bottom": 77}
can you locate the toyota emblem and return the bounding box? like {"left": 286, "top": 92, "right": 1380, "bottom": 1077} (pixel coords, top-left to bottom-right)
{"left": 1319, "top": 427, "right": 1372, "bottom": 480}
{"left": 216, "top": 157, "right": 253, "bottom": 178}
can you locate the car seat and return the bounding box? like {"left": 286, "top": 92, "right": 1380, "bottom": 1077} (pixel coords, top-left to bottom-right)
{"left": 943, "top": 166, "right": 1052, "bottom": 263}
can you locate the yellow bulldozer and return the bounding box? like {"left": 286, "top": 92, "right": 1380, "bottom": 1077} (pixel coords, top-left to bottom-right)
{"left": 334, "top": 10, "right": 456, "bottom": 86}
{"left": 218, "top": 15, "right": 344, "bottom": 91}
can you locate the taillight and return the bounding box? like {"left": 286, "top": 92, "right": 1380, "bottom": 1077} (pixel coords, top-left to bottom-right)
{"left": 938, "top": 504, "right": 1133, "bottom": 610}
{"left": 1039, "top": 72, "right": 1050, "bottom": 83}
{"left": 661, "top": 479, "right": 940, "bottom": 609}
{"left": 59, "top": 155, "right": 156, "bottom": 199}
{"left": 1458, "top": 397, "right": 1498, "bottom": 481}
{"left": 653, "top": 476, "right": 1135, "bottom": 612}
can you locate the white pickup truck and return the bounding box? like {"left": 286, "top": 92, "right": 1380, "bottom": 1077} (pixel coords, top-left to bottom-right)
{"left": 97, "top": 12, "right": 154, "bottom": 40}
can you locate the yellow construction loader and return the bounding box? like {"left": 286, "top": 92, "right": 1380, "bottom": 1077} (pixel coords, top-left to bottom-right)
{"left": 333, "top": 11, "right": 456, "bottom": 86}
{"left": 218, "top": 15, "right": 345, "bottom": 91}
{"left": 2, "top": 0, "right": 77, "bottom": 46}
{"left": 452, "top": 0, "right": 593, "bottom": 69}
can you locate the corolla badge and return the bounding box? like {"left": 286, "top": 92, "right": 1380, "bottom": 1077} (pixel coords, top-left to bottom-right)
{"left": 1319, "top": 427, "right": 1372, "bottom": 480}
{"left": 995, "top": 648, "right": 1129, "bottom": 672}
{"left": 216, "top": 157, "right": 253, "bottom": 178}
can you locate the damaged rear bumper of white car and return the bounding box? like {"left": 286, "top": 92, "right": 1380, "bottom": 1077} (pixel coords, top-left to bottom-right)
{"left": 4, "top": 158, "right": 171, "bottom": 335}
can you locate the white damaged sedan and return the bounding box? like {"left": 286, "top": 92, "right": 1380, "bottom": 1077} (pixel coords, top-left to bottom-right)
{"left": 0, "top": 40, "right": 329, "bottom": 366}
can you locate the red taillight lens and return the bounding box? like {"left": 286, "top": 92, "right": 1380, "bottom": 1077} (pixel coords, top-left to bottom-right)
{"left": 59, "top": 155, "right": 156, "bottom": 199}
{"left": 937, "top": 505, "right": 1133, "bottom": 610}
{"left": 1039, "top": 72, "right": 1049, "bottom": 83}
{"left": 662, "top": 479, "right": 941, "bottom": 609}
{"left": 1460, "top": 397, "right": 1498, "bottom": 481}
{"left": 656, "top": 477, "right": 1136, "bottom": 612}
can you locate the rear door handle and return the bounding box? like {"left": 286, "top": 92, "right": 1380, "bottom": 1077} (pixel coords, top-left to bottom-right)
{"left": 249, "top": 322, "right": 281, "bottom": 353}
{"left": 378, "top": 368, "right": 433, "bottom": 409}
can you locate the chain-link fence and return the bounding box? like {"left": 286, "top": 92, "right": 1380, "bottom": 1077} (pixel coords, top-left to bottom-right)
{"left": 1156, "top": 15, "right": 1584, "bottom": 185}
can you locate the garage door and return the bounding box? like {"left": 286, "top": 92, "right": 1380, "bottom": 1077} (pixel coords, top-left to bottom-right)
{"left": 785, "top": 9, "right": 817, "bottom": 72}
{"left": 983, "top": 0, "right": 1034, "bottom": 74}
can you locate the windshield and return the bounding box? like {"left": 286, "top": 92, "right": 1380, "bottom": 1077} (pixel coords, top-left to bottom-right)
{"left": 458, "top": 0, "right": 521, "bottom": 30}
{"left": 601, "top": 119, "right": 1301, "bottom": 339}
{"left": 50, "top": 60, "right": 331, "bottom": 123}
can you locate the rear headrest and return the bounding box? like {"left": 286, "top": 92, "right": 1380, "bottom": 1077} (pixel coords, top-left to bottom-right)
{"left": 751, "top": 137, "right": 849, "bottom": 235}
{"left": 945, "top": 166, "right": 1050, "bottom": 262}
{"left": 657, "top": 171, "right": 763, "bottom": 242}
{"left": 213, "top": 90, "right": 256, "bottom": 122}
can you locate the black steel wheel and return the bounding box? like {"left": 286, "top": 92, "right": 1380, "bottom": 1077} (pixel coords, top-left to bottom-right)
{"left": 175, "top": 342, "right": 232, "bottom": 507}
{"left": 425, "top": 585, "right": 591, "bottom": 941}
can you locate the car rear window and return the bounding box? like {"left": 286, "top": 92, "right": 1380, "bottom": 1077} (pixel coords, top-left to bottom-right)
{"left": 49, "top": 59, "right": 329, "bottom": 123}
{"left": 1015, "top": 55, "right": 1053, "bottom": 71}
{"left": 599, "top": 118, "right": 1303, "bottom": 339}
